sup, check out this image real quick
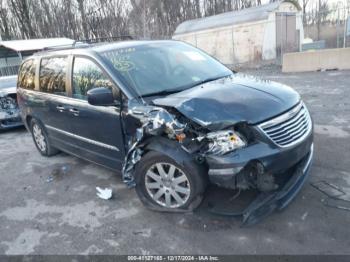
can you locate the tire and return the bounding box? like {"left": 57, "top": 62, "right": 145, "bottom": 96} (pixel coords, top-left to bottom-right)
{"left": 135, "top": 151, "right": 207, "bottom": 212}
{"left": 30, "top": 118, "right": 59, "bottom": 157}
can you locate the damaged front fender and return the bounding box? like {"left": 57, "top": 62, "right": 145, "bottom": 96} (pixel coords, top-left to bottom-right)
{"left": 121, "top": 102, "right": 187, "bottom": 187}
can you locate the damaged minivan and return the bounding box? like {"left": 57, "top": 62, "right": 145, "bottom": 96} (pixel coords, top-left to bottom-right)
{"left": 17, "top": 41, "right": 313, "bottom": 224}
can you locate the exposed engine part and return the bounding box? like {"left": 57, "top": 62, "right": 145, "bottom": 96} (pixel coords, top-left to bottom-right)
{"left": 256, "top": 173, "right": 278, "bottom": 192}
{"left": 122, "top": 105, "right": 187, "bottom": 187}
{"left": 121, "top": 103, "right": 251, "bottom": 187}
{"left": 0, "top": 95, "right": 20, "bottom": 120}
{"left": 129, "top": 105, "right": 186, "bottom": 138}
{"left": 216, "top": 161, "right": 278, "bottom": 192}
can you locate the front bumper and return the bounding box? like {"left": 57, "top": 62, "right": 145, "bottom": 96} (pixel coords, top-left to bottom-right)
{"left": 0, "top": 115, "right": 23, "bottom": 130}
{"left": 0, "top": 94, "right": 23, "bottom": 130}
{"left": 206, "top": 130, "right": 313, "bottom": 188}
{"left": 210, "top": 143, "right": 314, "bottom": 225}
{"left": 242, "top": 143, "right": 313, "bottom": 224}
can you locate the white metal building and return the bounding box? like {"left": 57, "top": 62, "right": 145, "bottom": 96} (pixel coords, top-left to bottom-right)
{"left": 173, "top": 1, "right": 303, "bottom": 65}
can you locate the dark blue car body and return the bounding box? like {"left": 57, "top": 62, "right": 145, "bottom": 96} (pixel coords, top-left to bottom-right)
{"left": 17, "top": 41, "right": 313, "bottom": 224}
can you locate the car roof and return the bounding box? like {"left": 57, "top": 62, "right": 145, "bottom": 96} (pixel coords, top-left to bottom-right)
{"left": 32, "top": 40, "right": 178, "bottom": 57}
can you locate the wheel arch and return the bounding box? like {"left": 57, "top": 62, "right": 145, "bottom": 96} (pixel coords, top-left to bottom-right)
{"left": 141, "top": 136, "right": 209, "bottom": 181}
{"left": 25, "top": 115, "right": 33, "bottom": 129}
{"left": 135, "top": 138, "right": 209, "bottom": 212}
{"left": 143, "top": 136, "right": 196, "bottom": 166}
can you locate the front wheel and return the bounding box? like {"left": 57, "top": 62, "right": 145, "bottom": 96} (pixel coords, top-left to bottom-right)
{"left": 135, "top": 151, "right": 207, "bottom": 212}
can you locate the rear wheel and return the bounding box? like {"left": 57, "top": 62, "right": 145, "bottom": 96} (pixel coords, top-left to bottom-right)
{"left": 135, "top": 151, "right": 207, "bottom": 212}
{"left": 30, "top": 119, "right": 59, "bottom": 156}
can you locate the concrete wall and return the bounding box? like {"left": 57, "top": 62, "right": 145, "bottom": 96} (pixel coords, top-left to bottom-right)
{"left": 282, "top": 48, "right": 350, "bottom": 72}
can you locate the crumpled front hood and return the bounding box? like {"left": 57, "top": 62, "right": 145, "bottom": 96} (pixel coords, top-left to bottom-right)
{"left": 153, "top": 74, "right": 300, "bottom": 130}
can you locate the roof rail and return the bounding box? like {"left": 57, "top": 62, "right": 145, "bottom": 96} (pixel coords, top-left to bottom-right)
{"left": 38, "top": 35, "right": 134, "bottom": 53}
{"left": 41, "top": 41, "right": 89, "bottom": 52}
{"left": 78, "top": 35, "right": 134, "bottom": 44}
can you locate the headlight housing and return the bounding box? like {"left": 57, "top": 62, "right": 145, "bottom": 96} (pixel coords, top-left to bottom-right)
{"left": 205, "top": 130, "right": 246, "bottom": 155}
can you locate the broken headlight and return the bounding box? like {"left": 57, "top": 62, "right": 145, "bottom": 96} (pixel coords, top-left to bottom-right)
{"left": 205, "top": 130, "right": 246, "bottom": 155}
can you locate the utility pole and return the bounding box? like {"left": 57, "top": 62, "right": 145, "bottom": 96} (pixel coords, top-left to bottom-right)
{"left": 343, "top": 1, "right": 347, "bottom": 48}
{"left": 337, "top": 3, "right": 340, "bottom": 48}
{"left": 143, "top": 0, "right": 146, "bottom": 39}
{"left": 317, "top": 0, "right": 321, "bottom": 41}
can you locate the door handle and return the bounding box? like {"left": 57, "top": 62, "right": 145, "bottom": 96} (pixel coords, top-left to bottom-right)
{"left": 69, "top": 108, "right": 80, "bottom": 116}
{"left": 56, "top": 105, "right": 66, "bottom": 112}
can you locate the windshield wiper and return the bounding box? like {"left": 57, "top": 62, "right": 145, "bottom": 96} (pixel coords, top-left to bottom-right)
{"left": 141, "top": 88, "right": 185, "bottom": 98}
{"left": 192, "top": 74, "right": 232, "bottom": 87}
{"left": 140, "top": 74, "right": 231, "bottom": 98}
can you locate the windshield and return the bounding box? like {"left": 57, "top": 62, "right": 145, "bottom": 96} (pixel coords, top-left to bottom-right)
{"left": 0, "top": 76, "right": 17, "bottom": 89}
{"left": 101, "top": 42, "right": 232, "bottom": 97}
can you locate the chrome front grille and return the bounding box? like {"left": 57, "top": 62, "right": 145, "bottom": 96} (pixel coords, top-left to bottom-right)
{"left": 258, "top": 102, "right": 312, "bottom": 147}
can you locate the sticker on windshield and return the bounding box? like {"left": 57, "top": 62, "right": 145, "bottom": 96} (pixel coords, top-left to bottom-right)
{"left": 183, "top": 51, "right": 206, "bottom": 61}
{"left": 111, "top": 56, "right": 135, "bottom": 72}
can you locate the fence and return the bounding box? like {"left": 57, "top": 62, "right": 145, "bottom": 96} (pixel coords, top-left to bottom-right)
{"left": 0, "top": 65, "right": 19, "bottom": 77}
{"left": 303, "top": 6, "right": 350, "bottom": 50}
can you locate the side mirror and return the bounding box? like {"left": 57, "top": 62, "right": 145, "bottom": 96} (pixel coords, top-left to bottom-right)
{"left": 87, "top": 87, "right": 115, "bottom": 106}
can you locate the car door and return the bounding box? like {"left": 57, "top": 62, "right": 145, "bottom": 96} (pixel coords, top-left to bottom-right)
{"left": 59, "top": 56, "right": 125, "bottom": 170}
{"left": 36, "top": 56, "right": 78, "bottom": 154}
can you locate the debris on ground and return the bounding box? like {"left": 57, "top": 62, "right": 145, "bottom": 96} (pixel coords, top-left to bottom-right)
{"left": 311, "top": 180, "right": 350, "bottom": 212}
{"left": 301, "top": 212, "right": 308, "bottom": 220}
{"left": 310, "top": 180, "right": 345, "bottom": 198}
{"left": 324, "top": 198, "right": 350, "bottom": 211}
{"left": 132, "top": 229, "right": 152, "bottom": 238}
{"left": 46, "top": 176, "right": 54, "bottom": 183}
{"left": 96, "top": 187, "right": 113, "bottom": 200}
{"left": 46, "top": 164, "right": 71, "bottom": 183}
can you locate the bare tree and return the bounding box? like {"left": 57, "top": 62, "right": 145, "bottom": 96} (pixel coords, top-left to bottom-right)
{"left": 0, "top": 0, "right": 301, "bottom": 41}
{"left": 77, "top": 0, "right": 89, "bottom": 39}
{"left": 302, "top": 0, "right": 310, "bottom": 24}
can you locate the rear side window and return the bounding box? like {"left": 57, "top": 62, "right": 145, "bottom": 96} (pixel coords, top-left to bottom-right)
{"left": 18, "top": 59, "right": 36, "bottom": 90}
{"left": 72, "top": 57, "right": 115, "bottom": 100}
{"left": 39, "top": 57, "right": 67, "bottom": 96}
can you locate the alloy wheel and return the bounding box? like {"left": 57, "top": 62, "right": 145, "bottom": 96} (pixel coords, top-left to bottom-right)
{"left": 145, "top": 162, "right": 191, "bottom": 208}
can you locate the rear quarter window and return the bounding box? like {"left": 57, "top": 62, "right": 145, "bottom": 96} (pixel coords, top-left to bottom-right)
{"left": 18, "top": 59, "right": 36, "bottom": 90}
{"left": 39, "top": 57, "right": 68, "bottom": 96}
